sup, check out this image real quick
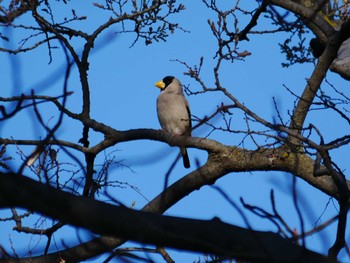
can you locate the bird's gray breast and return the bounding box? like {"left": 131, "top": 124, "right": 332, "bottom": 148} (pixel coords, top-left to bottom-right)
{"left": 157, "top": 92, "right": 190, "bottom": 135}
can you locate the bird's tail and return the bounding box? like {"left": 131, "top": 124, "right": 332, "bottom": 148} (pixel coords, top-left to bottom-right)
{"left": 181, "top": 147, "right": 190, "bottom": 169}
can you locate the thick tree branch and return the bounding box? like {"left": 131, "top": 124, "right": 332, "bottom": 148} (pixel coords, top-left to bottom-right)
{"left": 2, "top": 124, "right": 346, "bottom": 199}
{"left": 0, "top": 172, "right": 335, "bottom": 263}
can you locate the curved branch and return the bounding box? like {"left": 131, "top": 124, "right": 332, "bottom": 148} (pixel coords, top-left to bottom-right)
{"left": 0, "top": 171, "right": 335, "bottom": 263}
{"left": 269, "top": 0, "right": 336, "bottom": 40}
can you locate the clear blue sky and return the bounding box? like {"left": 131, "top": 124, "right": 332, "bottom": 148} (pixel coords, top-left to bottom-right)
{"left": 1, "top": 1, "right": 349, "bottom": 262}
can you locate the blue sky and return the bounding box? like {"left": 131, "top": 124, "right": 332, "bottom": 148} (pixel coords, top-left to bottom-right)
{"left": 1, "top": 1, "right": 349, "bottom": 262}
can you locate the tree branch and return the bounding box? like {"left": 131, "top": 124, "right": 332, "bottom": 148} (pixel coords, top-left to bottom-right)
{"left": 0, "top": 171, "right": 335, "bottom": 263}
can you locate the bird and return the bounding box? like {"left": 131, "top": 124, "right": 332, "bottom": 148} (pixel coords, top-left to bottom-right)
{"left": 154, "top": 76, "right": 192, "bottom": 168}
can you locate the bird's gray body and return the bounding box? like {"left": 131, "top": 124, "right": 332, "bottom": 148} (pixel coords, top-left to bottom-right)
{"left": 157, "top": 78, "right": 191, "bottom": 136}
{"left": 156, "top": 77, "right": 191, "bottom": 168}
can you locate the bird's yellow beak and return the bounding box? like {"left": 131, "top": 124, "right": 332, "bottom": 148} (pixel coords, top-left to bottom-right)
{"left": 154, "top": 80, "right": 165, "bottom": 89}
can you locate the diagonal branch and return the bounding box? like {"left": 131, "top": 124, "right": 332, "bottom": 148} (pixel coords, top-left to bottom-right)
{"left": 0, "top": 171, "right": 335, "bottom": 263}
{"left": 289, "top": 40, "right": 339, "bottom": 134}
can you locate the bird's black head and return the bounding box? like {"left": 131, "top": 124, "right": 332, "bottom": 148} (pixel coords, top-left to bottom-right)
{"left": 162, "top": 76, "right": 175, "bottom": 88}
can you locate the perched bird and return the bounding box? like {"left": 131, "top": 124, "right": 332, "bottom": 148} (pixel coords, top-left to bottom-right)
{"left": 154, "top": 76, "right": 192, "bottom": 168}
